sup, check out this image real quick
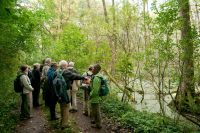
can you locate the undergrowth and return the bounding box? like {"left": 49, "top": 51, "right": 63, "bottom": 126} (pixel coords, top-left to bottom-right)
{"left": 101, "top": 94, "right": 197, "bottom": 133}
{"left": 0, "top": 84, "right": 20, "bottom": 133}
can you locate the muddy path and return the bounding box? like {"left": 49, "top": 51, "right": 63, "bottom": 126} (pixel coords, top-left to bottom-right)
{"left": 14, "top": 107, "right": 53, "bottom": 133}
{"left": 14, "top": 98, "right": 113, "bottom": 133}
{"left": 70, "top": 99, "right": 108, "bottom": 133}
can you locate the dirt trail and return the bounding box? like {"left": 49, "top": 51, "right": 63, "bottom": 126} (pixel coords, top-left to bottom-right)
{"left": 14, "top": 107, "right": 53, "bottom": 133}
{"left": 14, "top": 99, "right": 109, "bottom": 133}
{"left": 70, "top": 99, "right": 108, "bottom": 133}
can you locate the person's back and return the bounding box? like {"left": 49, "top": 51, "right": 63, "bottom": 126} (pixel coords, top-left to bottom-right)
{"left": 53, "top": 68, "right": 69, "bottom": 104}
{"left": 32, "top": 63, "right": 41, "bottom": 107}
{"left": 42, "top": 58, "right": 52, "bottom": 106}
{"left": 47, "top": 63, "right": 58, "bottom": 99}
{"left": 32, "top": 67, "right": 41, "bottom": 88}
{"left": 42, "top": 65, "right": 50, "bottom": 80}
{"left": 46, "top": 62, "right": 59, "bottom": 120}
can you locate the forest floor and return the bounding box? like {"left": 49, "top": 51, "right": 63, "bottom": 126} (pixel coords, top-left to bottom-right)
{"left": 13, "top": 99, "right": 117, "bottom": 133}
{"left": 70, "top": 99, "right": 108, "bottom": 133}
{"left": 14, "top": 107, "right": 53, "bottom": 133}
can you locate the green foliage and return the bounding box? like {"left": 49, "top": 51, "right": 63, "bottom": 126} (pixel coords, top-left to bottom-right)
{"left": 0, "top": 1, "right": 54, "bottom": 132}
{"left": 0, "top": 89, "right": 20, "bottom": 133}
{"left": 101, "top": 95, "right": 193, "bottom": 133}
{"left": 116, "top": 53, "right": 134, "bottom": 76}
{"left": 152, "top": 0, "right": 179, "bottom": 34}
{"left": 53, "top": 24, "right": 86, "bottom": 61}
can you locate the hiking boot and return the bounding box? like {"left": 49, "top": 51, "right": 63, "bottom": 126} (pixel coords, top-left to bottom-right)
{"left": 69, "top": 109, "right": 78, "bottom": 113}
{"left": 20, "top": 117, "right": 28, "bottom": 120}
{"left": 91, "top": 125, "right": 102, "bottom": 129}
{"left": 51, "top": 117, "right": 59, "bottom": 121}
{"left": 83, "top": 112, "right": 88, "bottom": 116}
{"left": 91, "top": 120, "right": 95, "bottom": 124}
{"left": 61, "top": 125, "right": 70, "bottom": 130}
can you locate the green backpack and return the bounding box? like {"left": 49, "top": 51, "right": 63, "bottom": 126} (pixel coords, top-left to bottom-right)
{"left": 95, "top": 75, "right": 110, "bottom": 96}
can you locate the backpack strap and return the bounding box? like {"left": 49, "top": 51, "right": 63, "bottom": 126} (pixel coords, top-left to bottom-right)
{"left": 57, "top": 69, "right": 63, "bottom": 78}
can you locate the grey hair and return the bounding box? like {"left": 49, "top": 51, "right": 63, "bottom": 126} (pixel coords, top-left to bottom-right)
{"left": 59, "top": 60, "right": 68, "bottom": 69}
{"left": 68, "top": 61, "right": 74, "bottom": 67}
{"left": 45, "top": 58, "right": 51, "bottom": 64}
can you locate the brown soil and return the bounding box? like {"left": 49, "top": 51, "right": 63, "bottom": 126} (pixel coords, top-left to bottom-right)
{"left": 70, "top": 99, "right": 108, "bottom": 133}
{"left": 14, "top": 107, "right": 53, "bottom": 133}
{"left": 13, "top": 99, "right": 121, "bottom": 133}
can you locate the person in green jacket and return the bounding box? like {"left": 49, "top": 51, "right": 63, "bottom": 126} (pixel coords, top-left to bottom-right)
{"left": 90, "top": 64, "right": 102, "bottom": 129}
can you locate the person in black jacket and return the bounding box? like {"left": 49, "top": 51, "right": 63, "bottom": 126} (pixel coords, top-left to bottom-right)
{"left": 31, "top": 63, "right": 41, "bottom": 107}
{"left": 62, "top": 66, "right": 86, "bottom": 91}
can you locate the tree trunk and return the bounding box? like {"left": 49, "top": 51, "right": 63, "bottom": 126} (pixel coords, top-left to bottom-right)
{"left": 101, "top": 0, "right": 108, "bottom": 23}
{"left": 177, "top": 0, "right": 195, "bottom": 108}
{"left": 86, "top": 0, "right": 90, "bottom": 9}
{"left": 101, "top": 0, "right": 116, "bottom": 74}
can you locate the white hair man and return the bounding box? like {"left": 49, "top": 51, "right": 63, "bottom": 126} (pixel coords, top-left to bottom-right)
{"left": 59, "top": 60, "right": 68, "bottom": 70}
{"left": 54, "top": 60, "right": 71, "bottom": 129}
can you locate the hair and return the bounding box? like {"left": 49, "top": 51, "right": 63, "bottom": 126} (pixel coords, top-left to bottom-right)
{"left": 45, "top": 58, "right": 51, "bottom": 64}
{"left": 33, "top": 63, "right": 40, "bottom": 69}
{"left": 88, "top": 65, "right": 93, "bottom": 71}
{"left": 68, "top": 62, "right": 74, "bottom": 67}
{"left": 59, "top": 60, "right": 68, "bottom": 69}
{"left": 93, "top": 64, "right": 101, "bottom": 73}
{"left": 20, "top": 65, "right": 28, "bottom": 72}
{"left": 42, "top": 59, "right": 46, "bottom": 64}
{"left": 51, "top": 62, "right": 58, "bottom": 67}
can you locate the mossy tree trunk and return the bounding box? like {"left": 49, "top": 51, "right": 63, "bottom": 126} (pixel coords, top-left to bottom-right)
{"left": 176, "top": 0, "right": 195, "bottom": 109}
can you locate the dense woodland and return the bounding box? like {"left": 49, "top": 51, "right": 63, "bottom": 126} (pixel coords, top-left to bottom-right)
{"left": 0, "top": 0, "right": 200, "bottom": 132}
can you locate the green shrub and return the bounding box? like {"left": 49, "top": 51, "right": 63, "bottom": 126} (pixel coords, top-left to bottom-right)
{"left": 0, "top": 90, "right": 20, "bottom": 133}
{"left": 101, "top": 95, "right": 193, "bottom": 133}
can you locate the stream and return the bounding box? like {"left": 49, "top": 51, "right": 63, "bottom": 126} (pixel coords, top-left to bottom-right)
{"left": 117, "top": 80, "right": 178, "bottom": 118}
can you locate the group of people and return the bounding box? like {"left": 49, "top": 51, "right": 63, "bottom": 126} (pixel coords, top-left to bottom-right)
{"left": 17, "top": 58, "right": 103, "bottom": 129}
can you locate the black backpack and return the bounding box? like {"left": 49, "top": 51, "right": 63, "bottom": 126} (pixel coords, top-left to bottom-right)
{"left": 14, "top": 74, "right": 24, "bottom": 93}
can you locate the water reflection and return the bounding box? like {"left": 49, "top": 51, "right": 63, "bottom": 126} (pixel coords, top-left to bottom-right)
{"left": 117, "top": 80, "right": 178, "bottom": 117}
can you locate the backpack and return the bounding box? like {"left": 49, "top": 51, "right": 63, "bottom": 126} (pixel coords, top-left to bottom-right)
{"left": 14, "top": 74, "right": 24, "bottom": 93}
{"left": 94, "top": 75, "right": 110, "bottom": 96}
{"left": 53, "top": 70, "right": 68, "bottom": 102}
